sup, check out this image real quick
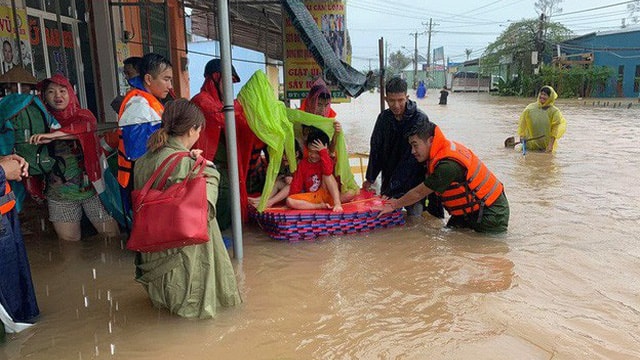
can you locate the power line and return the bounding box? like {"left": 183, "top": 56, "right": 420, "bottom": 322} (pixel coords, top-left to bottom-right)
{"left": 460, "top": 0, "right": 530, "bottom": 17}
{"left": 348, "top": 0, "right": 500, "bottom": 24}
{"left": 552, "top": 0, "right": 636, "bottom": 17}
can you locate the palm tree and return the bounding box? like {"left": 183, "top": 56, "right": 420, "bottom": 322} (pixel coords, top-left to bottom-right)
{"left": 465, "top": 48, "right": 473, "bottom": 60}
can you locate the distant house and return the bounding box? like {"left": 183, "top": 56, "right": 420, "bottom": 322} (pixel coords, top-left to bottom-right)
{"left": 449, "top": 58, "right": 490, "bottom": 92}
{"left": 400, "top": 54, "right": 428, "bottom": 89}
{"left": 558, "top": 28, "right": 640, "bottom": 97}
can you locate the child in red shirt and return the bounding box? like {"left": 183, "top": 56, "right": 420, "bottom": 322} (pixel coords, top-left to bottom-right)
{"left": 286, "top": 129, "right": 343, "bottom": 212}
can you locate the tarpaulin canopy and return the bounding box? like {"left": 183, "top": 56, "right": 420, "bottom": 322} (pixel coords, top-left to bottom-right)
{"left": 282, "top": 0, "right": 374, "bottom": 98}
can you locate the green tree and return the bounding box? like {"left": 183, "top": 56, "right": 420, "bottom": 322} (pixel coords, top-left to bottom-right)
{"left": 386, "top": 50, "right": 412, "bottom": 78}
{"left": 465, "top": 48, "right": 473, "bottom": 60}
{"left": 535, "top": 0, "right": 563, "bottom": 19}
{"left": 482, "top": 18, "right": 572, "bottom": 77}
{"left": 627, "top": 0, "right": 640, "bottom": 25}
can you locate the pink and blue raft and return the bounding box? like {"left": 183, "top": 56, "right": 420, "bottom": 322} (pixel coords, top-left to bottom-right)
{"left": 248, "top": 191, "right": 405, "bottom": 241}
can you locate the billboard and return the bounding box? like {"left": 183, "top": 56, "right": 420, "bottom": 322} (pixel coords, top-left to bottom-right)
{"left": 433, "top": 46, "right": 444, "bottom": 62}
{"left": 0, "top": 0, "right": 33, "bottom": 74}
{"left": 284, "top": 0, "right": 348, "bottom": 101}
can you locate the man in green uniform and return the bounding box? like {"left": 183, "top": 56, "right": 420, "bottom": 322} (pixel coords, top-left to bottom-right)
{"left": 378, "top": 121, "right": 509, "bottom": 233}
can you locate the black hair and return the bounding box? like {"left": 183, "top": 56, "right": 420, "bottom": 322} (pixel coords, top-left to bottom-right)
{"left": 305, "top": 127, "right": 330, "bottom": 147}
{"left": 293, "top": 139, "right": 303, "bottom": 160}
{"left": 539, "top": 86, "right": 552, "bottom": 96}
{"left": 385, "top": 77, "right": 407, "bottom": 94}
{"left": 203, "top": 58, "right": 240, "bottom": 82}
{"left": 405, "top": 120, "right": 436, "bottom": 141}
{"left": 139, "top": 53, "right": 172, "bottom": 78}
{"left": 123, "top": 56, "right": 143, "bottom": 71}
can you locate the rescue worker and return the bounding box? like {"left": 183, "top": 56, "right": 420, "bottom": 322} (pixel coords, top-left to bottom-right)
{"left": 378, "top": 121, "right": 509, "bottom": 233}
{"left": 117, "top": 53, "right": 171, "bottom": 195}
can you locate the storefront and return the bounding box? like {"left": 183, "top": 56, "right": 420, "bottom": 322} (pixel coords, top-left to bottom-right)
{"left": 1, "top": 0, "right": 189, "bottom": 123}
{"left": 3, "top": 1, "right": 353, "bottom": 123}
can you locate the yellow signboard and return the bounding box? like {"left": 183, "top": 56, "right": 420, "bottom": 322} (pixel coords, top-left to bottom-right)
{"left": 0, "top": 0, "right": 32, "bottom": 74}
{"left": 284, "top": 0, "right": 349, "bottom": 101}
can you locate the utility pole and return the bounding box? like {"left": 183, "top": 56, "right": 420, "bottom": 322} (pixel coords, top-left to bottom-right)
{"left": 385, "top": 41, "right": 390, "bottom": 70}
{"left": 424, "top": 18, "right": 434, "bottom": 86}
{"left": 379, "top": 37, "right": 385, "bottom": 112}
{"left": 535, "top": 13, "right": 545, "bottom": 70}
{"left": 409, "top": 31, "right": 420, "bottom": 89}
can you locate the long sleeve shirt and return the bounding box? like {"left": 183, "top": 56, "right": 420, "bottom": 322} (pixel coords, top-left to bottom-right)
{"left": 365, "top": 99, "right": 430, "bottom": 198}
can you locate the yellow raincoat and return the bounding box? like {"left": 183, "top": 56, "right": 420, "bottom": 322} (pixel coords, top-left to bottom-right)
{"left": 237, "top": 70, "right": 358, "bottom": 212}
{"left": 517, "top": 86, "right": 567, "bottom": 152}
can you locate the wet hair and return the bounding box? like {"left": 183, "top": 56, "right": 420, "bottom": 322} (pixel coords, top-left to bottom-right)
{"left": 294, "top": 139, "right": 303, "bottom": 160}
{"left": 203, "top": 58, "right": 240, "bottom": 82}
{"left": 305, "top": 126, "right": 330, "bottom": 147}
{"left": 138, "top": 53, "right": 172, "bottom": 78}
{"left": 385, "top": 77, "right": 407, "bottom": 94}
{"left": 123, "top": 56, "right": 142, "bottom": 71}
{"left": 405, "top": 120, "right": 436, "bottom": 141}
{"left": 539, "top": 86, "right": 552, "bottom": 96}
{"left": 147, "top": 98, "right": 205, "bottom": 152}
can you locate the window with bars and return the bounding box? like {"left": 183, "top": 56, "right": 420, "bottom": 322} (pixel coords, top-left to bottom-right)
{"left": 139, "top": 2, "right": 170, "bottom": 60}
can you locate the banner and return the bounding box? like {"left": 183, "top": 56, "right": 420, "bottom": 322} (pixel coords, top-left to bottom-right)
{"left": 0, "top": 0, "right": 32, "bottom": 74}
{"left": 284, "top": 0, "right": 350, "bottom": 101}
{"left": 433, "top": 46, "right": 444, "bottom": 62}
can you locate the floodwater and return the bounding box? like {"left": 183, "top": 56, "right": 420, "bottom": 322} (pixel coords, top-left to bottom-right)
{"left": 3, "top": 91, "right": 640, "bottom": 359}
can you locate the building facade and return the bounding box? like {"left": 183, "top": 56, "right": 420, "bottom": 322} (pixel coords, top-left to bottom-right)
{"left": 559, "top": 28, "right": 640, "bottom": 98}
{"left": 1, "top": 0, "right": 193, "bottom": 123}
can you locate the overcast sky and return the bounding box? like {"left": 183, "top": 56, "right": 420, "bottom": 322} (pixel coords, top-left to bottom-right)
{"left": 345, "top": 0, "right": 638, "bottom": 70}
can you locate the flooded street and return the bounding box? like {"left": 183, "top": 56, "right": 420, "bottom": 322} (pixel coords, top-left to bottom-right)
{"left": 3, "top": 91, "right": 640, "bottom": 359}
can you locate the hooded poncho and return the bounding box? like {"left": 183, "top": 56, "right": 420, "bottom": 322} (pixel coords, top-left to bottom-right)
{"left": 518, "top": 85, "right": 567, "bottom": 152}
{"left": 299, "top": 82, "right": 337, "bottom": 118}
{"left": 38, "top": 74, "right": 103, "bottom": 186}
{"left": 192, "top": 72, "right": 264, "bottom": 222}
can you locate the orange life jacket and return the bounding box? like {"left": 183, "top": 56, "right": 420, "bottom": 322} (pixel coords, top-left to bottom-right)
{"left": 117, "top": 89, "right": 164, "bottom": 188}
{"left": 428, "top": 126, "right": 503, "bottom": 217}
{"left": 0, "top": 182, "right": 16, "bottom": 215}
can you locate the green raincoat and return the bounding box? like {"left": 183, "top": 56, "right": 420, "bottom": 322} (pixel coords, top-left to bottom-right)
{"left": 132, "top": 137, "right": 241, "bottom": 319}
{"left": 238, "top": 70, "right": 358, "bottom": 211}
{"left": 518, "top": 86, "right": 567, "bottom": 151}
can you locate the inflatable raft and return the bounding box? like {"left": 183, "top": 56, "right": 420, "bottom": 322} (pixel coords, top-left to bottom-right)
{"left": 249, "top": 191, "right": 405, "bottom": 241}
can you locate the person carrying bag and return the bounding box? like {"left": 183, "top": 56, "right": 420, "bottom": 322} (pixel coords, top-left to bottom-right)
{"left": 130, "top": 98, "right": 241, "bottom": 319}
{"left": 127, "top": 152, "right": 208, "bottom": 252}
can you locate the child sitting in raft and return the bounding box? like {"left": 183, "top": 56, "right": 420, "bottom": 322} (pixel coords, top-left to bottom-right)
{"left": 248, "top": 140, "right": 302, "bottom": 208}
{"left": 286, "top": 128, "right": 345, "bottom": 212}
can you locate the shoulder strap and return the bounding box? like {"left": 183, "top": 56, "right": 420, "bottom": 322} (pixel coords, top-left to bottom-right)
{"left": 156, "top": 154, "right": 206, "bottom": 190}
{"left": 137, "top": 152, "right": 188, "bottom": 197}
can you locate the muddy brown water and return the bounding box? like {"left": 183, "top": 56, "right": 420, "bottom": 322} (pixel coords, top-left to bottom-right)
{"left": 3, "top": 91, "right": 639, "bottom": 359}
